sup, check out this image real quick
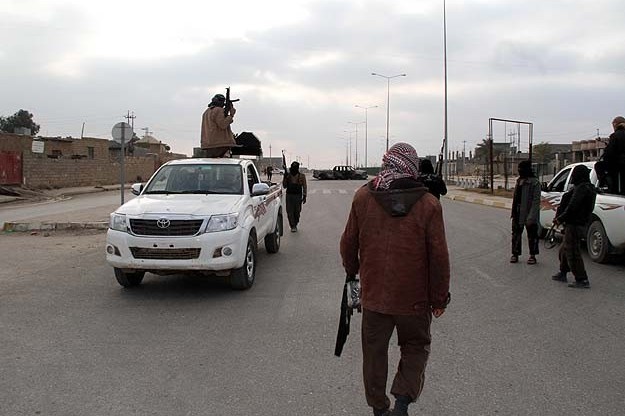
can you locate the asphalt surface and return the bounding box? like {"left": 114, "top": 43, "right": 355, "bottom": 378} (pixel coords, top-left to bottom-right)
{"left": 1, "top": 179, "right": 624, "bottom": 416}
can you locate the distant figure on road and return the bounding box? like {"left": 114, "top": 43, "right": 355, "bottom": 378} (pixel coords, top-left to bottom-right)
{"left": 340, "top": 143, "right": 451, "bottom": 416}
{"left": 603, "top": 116, "right": 625, "bottom": 194}
{"left": 200, "top": 94, "right": 237, "bottom": 157}
{"left": 266, "top": 165, "right": 273, "bottom": 182}
{"left": 282, "top": 161, "right": 307, "bottom": 232}
{"left": 551, "top": 165, "right": 597, "bottom": 288}
{"left": 510, "top": 160, "right": 541, "bottom": 265}
{"left": 417, "top": 158, "right": 447, "bottom": 199}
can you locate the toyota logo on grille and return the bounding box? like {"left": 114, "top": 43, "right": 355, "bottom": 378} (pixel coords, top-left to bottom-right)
{"left": 157, "top": 218, "right": 171, "bottom": 229}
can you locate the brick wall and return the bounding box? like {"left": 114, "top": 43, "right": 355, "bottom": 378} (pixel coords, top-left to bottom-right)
{"left": 22, "top": 155, "right": 158, "bottom": 188}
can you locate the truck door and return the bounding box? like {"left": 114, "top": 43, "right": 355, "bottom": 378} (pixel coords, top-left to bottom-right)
{"left": 541, "top": 166, "right": 573, "bottom": 227}
{"left": 247, "top": 164, "right": 271, "bottom": 237}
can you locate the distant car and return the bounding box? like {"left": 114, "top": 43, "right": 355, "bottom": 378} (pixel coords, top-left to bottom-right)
{"left": 313, "top": 165, "right": 367, "bottom": 180}
{"left": 275, "top": 168, "right": 285, "bottom": 175}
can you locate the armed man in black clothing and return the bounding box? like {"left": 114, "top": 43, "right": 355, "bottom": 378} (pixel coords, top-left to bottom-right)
{"left": 603, "top": 116, "right": 625, "bottom": 194}
{"left": 551, "top": 165, "right": 597, "bottom": 289}
{"left": 417, "top": 159, "right": 447, "bottom": 200}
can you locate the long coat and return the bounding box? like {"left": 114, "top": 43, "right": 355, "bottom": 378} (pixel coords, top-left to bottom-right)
{"left": 511, "top": 176, "right": 541, "bottom": 226}
{"left": 340, "top": 181, "right": 450, "bottom": 315}
{"left": 200, "top": 107, "right": 236, "bottom": 149}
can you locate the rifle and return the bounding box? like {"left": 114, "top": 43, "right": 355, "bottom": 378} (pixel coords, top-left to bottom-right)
{"left": 334, "top": 274, "right": 359, "bottom": 357}
{"left": 224, "top": 87, "right": 239, "bottom": 117}
{"left": 281, "top": 150, "right": 287, "bottom": 174}
{"left": 435, "top": 138, "right": 444, "bottom": 177}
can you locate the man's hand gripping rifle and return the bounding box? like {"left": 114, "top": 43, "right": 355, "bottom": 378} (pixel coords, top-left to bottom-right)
{"left": 224, "top": 87, "right": 239, "bottom": 117}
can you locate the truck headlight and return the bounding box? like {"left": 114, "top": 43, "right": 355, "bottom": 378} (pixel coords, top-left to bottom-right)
{"left": 109, "top": 213, "right": 128, "bottom": 232}
{"left": 205, "top": 213, "right": 238, "bottom": 233}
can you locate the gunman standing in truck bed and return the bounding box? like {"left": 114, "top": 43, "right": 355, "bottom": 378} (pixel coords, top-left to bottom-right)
{"left": 200, "top": 93, "right": 237, "bottom": 157}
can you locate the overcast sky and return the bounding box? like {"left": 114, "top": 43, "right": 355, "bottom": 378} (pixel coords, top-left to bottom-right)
{"left": 2, "top": 0, "right": 624, "bottom": 167}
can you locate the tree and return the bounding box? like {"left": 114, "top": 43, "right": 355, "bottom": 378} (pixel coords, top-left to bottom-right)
{"left": 0, "top": 109, "right": 40, "bottom": 135}
{"left": 532, "top": 142, "right": 552, "bottom": 164}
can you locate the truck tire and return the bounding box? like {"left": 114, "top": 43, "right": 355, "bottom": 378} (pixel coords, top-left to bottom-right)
{"left": 230, "top": 235, "right": 256, "bottom": 290}
{"left": 114, "top": 268, "right": 145, "bottom": 288}
{"left": 586, "top": 219, "right": 610, "bottom": 263}
{"left": 264, "top": 212, "right": 282, "bottom": 254}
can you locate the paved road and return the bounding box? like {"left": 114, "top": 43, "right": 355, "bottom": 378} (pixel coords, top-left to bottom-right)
{"left": 1, "top": 179, "right": 624, "bottom": 415}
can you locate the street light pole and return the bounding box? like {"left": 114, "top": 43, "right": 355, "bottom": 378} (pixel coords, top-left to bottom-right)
{"left": 348, "top": 121, "right": 365, "bottom": 167}
{"left": 372, "top": 72, "right": 406, "bottom": 152}
{"left": 355, "top": 105, "right": 378, "bottom": 168}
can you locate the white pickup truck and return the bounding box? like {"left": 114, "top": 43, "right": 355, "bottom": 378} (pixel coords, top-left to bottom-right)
{"left": 106, "top": 158, "right": 283, "bottom": 289}
{"left": 540, "top": 161, "right": 625, "bottom": 263}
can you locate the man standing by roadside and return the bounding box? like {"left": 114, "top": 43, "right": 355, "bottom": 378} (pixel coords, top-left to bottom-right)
{"left": 551, "top": 165, "right": 597, "bottom": 288}
{"left": 510, "top": 160, "right": 541, "bottom": 265}
{"left": 282, "top": 161, "right": 307, "bottom": 232}
{"left": 266, "top": 165, "right": 273, "bottom": 182}
{"left": 340, "top": 143, "right": 451, "bottom": 416}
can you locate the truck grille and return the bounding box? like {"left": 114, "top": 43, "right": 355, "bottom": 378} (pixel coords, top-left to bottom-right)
{"left": 129, "top": 219, "right": 204, "bottom": 236}
{"left": 130, "top": 247, "right": 201, "bottom": 260}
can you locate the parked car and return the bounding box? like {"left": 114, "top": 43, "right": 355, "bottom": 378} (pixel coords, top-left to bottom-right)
{"left": 540, "top": 161, "right": 625, "bottom": 263}
{"left": 106, "top": 158, "right": 283, "bottom": 289}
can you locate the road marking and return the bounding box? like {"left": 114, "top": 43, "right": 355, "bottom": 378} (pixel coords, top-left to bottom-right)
{"left": 471, "top": 266, "right": 507, "bottom": 287}
{"left": 323, "top": 189, "right": 331, "bottom": 194}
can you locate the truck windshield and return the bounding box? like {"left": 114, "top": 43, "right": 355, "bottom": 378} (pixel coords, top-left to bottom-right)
{"left": 143, "top": 164, "right": 243, "bottom": 195}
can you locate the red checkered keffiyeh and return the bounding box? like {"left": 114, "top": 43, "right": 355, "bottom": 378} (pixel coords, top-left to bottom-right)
{"left": 373, "top": 143, "right": 420, "bottom": 190}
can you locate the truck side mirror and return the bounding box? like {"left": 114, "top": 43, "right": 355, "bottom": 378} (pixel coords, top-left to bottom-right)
{"left": 131, "top": 183, "right": 144, "bottom": 195}
{"left": 251, "top": 183, "right": 270, "bottom": 196}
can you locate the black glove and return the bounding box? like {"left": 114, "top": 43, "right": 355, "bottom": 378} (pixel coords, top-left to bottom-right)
{"left": 302, "top": 195, "right": 307, "bottom": 204}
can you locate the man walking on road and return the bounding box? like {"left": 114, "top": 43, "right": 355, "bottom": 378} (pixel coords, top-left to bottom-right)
{"left": 551, "top": 165, "right": 597, "bottom": 288}
{"left": 282, "top": 161, "right": 307, "bottom": 232}
{"left": 340, "top": 143, "right": 451, "bottom": 416}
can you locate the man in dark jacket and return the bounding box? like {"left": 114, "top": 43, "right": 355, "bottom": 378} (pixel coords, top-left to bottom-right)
{"left": 340, "top": 143, "right": 451, "bottom": 416}
{"left": 417, "top": 158, "right": 447, "bottom": 200}
{"left": 282, "top": 161, "right": 307, "bottom": 232}
{"left": 551, "top": 165, "right": 597, "bottom": 288}
{"left": 510, "top": 160, "right": 541, "bottom": 264}
{"left": 603, "top": 116, "right": 625, "bottom": 194}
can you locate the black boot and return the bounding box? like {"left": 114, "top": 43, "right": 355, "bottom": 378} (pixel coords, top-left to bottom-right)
{"left": 390, "top": 395, "right": 411, "bottom": 416}
{"left": 551, "top": 271, "right": 567, "bottom": 282}
{"left": 568, "top": 279, "right": 590, "bottom": 289}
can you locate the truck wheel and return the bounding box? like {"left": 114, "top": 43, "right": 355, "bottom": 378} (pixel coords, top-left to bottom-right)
{"left": 586, "top": 220, "right": 610, "bottom": 263}
{"left": 230, "top": 236, "right": 256, "bottom": 290}
{"left": 265, "top": 212, "right": 282, "bottom": 254}
{"left": 114, "top": 268, "right": 145, "bottom": 287}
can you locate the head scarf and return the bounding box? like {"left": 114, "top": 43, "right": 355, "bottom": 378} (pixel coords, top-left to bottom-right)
{"left": 570, "top": 164, "right": 590, "bottom": 185}
{"left": 373, "top": 142, "right": 420, "bottom": 190}
{"left": 289, "top": 161, "right": 300, "bottom": 176}
{"left": 517, "top": 160, "right": 534, "bottom": 178}
{"left": 209, "top": 94, "right": 226, "bottom": 108}
{"left": 419, "top": 158, "right": 434, "bottom": 175}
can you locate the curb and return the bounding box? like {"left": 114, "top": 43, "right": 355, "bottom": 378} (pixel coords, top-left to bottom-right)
{"left": 3, "top": 221, "right": 108, "bottom": 232}
{"left": 445, "top": 194, "right": 511, "bottom": 210}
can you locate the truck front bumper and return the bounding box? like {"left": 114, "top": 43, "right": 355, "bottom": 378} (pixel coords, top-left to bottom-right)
{"left": 105, "top": 227, "right": 247, "bottom": 273}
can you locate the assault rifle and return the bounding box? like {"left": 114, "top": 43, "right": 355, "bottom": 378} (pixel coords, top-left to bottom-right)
{"left": 334, "top": 274, "right": 359, "bottom": 357}
{"left": 435, "top": 138, "right": 444, "bottom": 177}
{"left": 281, "top": 150, "right": 287, "bottom": 174}
{"left": 224, "top": 87, "right": 239, "bottom": 117}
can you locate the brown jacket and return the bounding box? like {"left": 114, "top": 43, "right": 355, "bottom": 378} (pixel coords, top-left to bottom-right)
{"left": 340, "top": 180, "right": 450, "bottom": 315}
{"left": 200, "top": 106, "right": 236, "bottom": 149}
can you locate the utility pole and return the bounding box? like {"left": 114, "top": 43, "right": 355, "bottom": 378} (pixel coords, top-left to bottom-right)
{"left": 124, "top": 111, "right": 136, "bottom": 154}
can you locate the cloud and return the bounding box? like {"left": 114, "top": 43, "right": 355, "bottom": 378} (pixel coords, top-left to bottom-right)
{"left": 2, "top": 0, "right": 625, "bottom": 167}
